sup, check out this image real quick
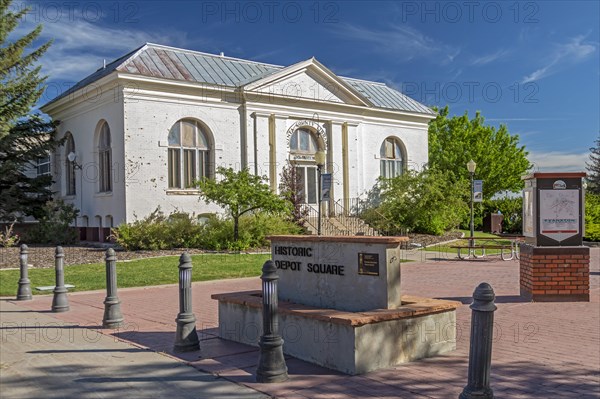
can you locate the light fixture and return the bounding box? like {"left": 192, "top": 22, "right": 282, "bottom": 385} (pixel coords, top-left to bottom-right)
{"left": 68, "top": 152, "right": 82, "bottom": 169}
{"left": 314, "top": 150, "right": 326, "bottom": 167}
{"left": 467, "top": 159, "right": 477, "bottom": 174}
{"left": 314, "top": 150, "right": 326, "bottom": 236}
{"left": 467, "top": 159, "right": 477, "bottom": 254}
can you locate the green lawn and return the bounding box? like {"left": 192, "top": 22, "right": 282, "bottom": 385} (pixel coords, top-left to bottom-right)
{"left": 0, "top": 253, "right": 270, "bottom": 297}
{"left": 422, "top": 230, "right": 513, "bottom": 256}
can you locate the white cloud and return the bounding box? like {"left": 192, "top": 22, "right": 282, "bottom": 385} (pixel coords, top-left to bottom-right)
{"left": 522, "top": 35, "right": 597, "bottom": 83}
{"left": 10, "top": 7, "right": 198, "bottom": 81}
{"left": 528, "top": 151, "right": 587, "bottom": 172}
{"left": 470, "top": 49, "right": 510, "bottom": 66}
{"left": 333, "top": 23, "right": 460, "bottom": 64}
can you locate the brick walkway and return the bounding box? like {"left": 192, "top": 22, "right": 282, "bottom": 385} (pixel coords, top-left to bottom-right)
{"left": 6, "top": 248, "right": 599, "bottom": 398}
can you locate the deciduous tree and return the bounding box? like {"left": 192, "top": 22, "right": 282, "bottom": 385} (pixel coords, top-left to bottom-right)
{"left": 428, "top": 106, "right": 531, "bottom": 198}
{"left": 197, "top": 167, "right": 290, "bottom": 241}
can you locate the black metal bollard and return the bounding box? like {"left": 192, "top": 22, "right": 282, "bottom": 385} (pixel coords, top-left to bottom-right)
{"left": 173, "top": 252, "right": 200, "bottom": 352}
{"left": 459, "top": 282, "right": 497, "bottom": 399}
{"left": 16, "top": 244, "right": 32, "bottom": 300}
{"left": 256, "top": 260, "right": 288, "bottom": 383}
{"left": 102, "top": 248, "right": 124, "bottom": 328}
{"left": 51, "top": 246, "right": 69, "bottom": 312}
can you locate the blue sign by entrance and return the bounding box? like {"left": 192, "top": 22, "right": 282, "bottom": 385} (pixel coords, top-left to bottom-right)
{"left": 321, "top": 173, "right": 332, "bottom": 201}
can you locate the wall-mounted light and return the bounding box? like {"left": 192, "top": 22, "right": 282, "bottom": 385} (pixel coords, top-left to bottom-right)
{"left": 67, "top": 152, "right": 82, "bottom": 170}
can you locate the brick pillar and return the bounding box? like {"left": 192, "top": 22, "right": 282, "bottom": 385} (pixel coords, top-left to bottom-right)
{"left": 520, "top": 244, "right": 590, "bottom": 302}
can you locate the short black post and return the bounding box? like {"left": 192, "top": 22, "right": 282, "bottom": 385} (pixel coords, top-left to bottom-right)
{"left": 16, "top": 244, "right": 32, "bottom": 300}
{"left": 173, "top": 252, "right": 200, "bottom": 352}
{"left": 256, "top": 260, "right": 288, "bottom": 383}
{"left": 102, "top": 248, "right": 124, "bottom": 328}
{"left": 460, "top": 282, "right": 497, "bottom": 399}
{"left": 51, "top": 246, "right": 69, "bottom": 312}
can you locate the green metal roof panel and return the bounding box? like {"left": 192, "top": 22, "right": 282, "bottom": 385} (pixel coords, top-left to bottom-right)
{"left": 43, "top": 43, "right": 435, "bottom": 115}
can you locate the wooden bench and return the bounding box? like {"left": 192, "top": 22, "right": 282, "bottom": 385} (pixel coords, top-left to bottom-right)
{"left": 450, "top": 244, "right": 517, "bottom": 261}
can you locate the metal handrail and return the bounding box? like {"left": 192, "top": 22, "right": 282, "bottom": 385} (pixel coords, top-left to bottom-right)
{"left": 338, "top": 197, "right": 408, "bottom": 236}
{"left": 300, "top": 203, "right": 347, "bottom": 236}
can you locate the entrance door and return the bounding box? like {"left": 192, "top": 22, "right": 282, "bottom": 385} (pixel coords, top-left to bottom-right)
{"left": 295, "top": 165, "right": 318, "bottom": 205}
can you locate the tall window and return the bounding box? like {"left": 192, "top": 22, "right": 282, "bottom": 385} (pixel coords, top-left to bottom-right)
{"left": 380, "top": 137, "right": 405, "bottom": 179}
{"left": 168, "top": 119, "right": 210, "bottom": 189}
{"left": 65, "top": 133, "right": 76, "bottom": 195}
{"left": 290, "top": 128, "right": 320, "bottom": 204}
{"left": 36, "top": 156, "right": 51, "bottom": 176}
{"left": 98, "top": 122, "right": 112, "bottom": 192}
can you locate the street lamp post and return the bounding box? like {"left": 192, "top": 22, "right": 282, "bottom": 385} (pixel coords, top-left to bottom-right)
{"left": 467, "top": 160, "right": 477, "bottom": 251}
{"left": 315, "top": 150, "right": 326, "bottom": 236}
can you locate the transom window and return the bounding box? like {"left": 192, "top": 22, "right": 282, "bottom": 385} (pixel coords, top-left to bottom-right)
{"left": 65, "top": 133, "right": 76, "bottom": 195}
{"left": 168, "top": 119, "right": 211, "bottom": 189}
{"left": 290, "top": 128, "right": 318, "bottom": 154}
{"left": 380, "top": 137, "right": 405, "bottom": 179}
{"left": 98, "top": 122, "right": 112, "bottom": 192}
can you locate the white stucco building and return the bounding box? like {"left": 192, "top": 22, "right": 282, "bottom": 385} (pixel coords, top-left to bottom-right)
{"left": 41, "top": 43, "right": 435, "bottom": 240}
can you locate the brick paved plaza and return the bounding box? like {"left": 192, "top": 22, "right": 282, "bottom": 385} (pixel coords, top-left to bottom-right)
{"left": 2, "top": 248, "right": 599, "bottom": 398}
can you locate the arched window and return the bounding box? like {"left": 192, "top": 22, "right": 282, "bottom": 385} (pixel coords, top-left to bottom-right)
{"left": 98, "top": 122, "right": 112, "bottom": 192}
{"left": 290, "top": 128, "right": 318, "bottom": 154}
{"left": 168, "top": 119, "right": 211, "bottom": 189}
{"left": 380, "top": 137, "right": 405, "bottom": 179}
{"left": 65, "top": 133, "right": 76, "bottom": 195}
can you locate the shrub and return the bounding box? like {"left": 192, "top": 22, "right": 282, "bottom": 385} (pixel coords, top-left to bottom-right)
{"left": 476, "top": 197, "right": 523, "bottom": 234}
{"left": 111, "top": 208, "right": 203, "bottom": 250}
{"left": 362, "top": 169, "right": 469, "bottom": 236}
{"left": 584, "top": 193, "right": 600, "bottom": 241}
{"left": 0, "top": 221, "right": 20, "bottom": 247}
{"left": 26, "top": 200, "right": 79, "bottom": 244}
{"left": 112, "top": 208, "right": 303, "bottom": 251}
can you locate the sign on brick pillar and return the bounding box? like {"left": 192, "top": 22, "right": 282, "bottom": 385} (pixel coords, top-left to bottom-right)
{"left": 520, "top": 172, "right": 589, "bottom": 302}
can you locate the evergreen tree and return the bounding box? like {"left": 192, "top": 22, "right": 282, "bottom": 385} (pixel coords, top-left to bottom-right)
{"left": 0, "top": 0, "right": 61, "bottom": 220}
{"left": 586, "top": 135, "right": 600, "bottom": 194}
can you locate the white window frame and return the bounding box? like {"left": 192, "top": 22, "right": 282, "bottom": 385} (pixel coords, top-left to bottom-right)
{"left": 380, "top": 137, "right": 405, "bottom": 179}
{"left": 168, "top": 119, "right": 211, "bottom": 189}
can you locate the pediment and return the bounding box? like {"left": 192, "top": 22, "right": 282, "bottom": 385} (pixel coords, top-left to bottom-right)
{"left": 243, "top": 59, "right": 371, "bottom": 107}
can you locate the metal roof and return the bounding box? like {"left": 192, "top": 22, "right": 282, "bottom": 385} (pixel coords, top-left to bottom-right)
{"left": 44, "top": 43, "right": 435, "bottom": 115}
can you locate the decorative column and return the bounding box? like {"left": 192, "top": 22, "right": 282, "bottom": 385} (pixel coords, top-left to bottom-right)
{"left": 173, "top": 253, "right": 200, "bottom": 352}
{"left": 102, "top": 248, "right": 124, "bottom": 328}
{"left": 51, "top": 246, "right": 69, "bottom": 312}
{"left": 16, "top": 244, "right": 32, "bottom": 301}
{"left": 460, "top": 282, "right": 496, "bottom": 399}
{"left": 256, "top": 260, "right": 288, "bottom": 383}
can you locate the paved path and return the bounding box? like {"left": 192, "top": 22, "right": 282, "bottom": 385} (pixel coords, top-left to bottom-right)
{"left": 2, "top": 248, "right": 599, "bottom": 398}
{"left": 0, "top": 300, "right": 267, "bottom": 399}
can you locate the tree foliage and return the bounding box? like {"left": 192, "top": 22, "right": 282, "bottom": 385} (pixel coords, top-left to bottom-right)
{"left": 26, "top": 199, "right": 79, "bottom": 244}
{"left": 428, "top": 106, "right": 531, "bottom": 198}
{"left": 586, "top": 134, "right": 600, "bottom": 194}
{"left": 197, "top": 167, "right": 290, "bottom": 241}
{"left": 0, "top": 0, "right": 61, "bottom": 220}
{"left": 584, "top": 193, "right": 600, "bottom": 241}
{"left": 363, "top": 169, "right": 469, "bottom": 236}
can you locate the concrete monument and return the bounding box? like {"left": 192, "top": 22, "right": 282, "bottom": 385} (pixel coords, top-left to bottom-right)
{"left": 213, "top": 236, "right": 460, "bottom": 374}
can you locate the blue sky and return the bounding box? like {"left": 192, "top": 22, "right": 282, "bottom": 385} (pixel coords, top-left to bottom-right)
{"left": 15, "top": 0, "right": 600, "bottom": 172}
